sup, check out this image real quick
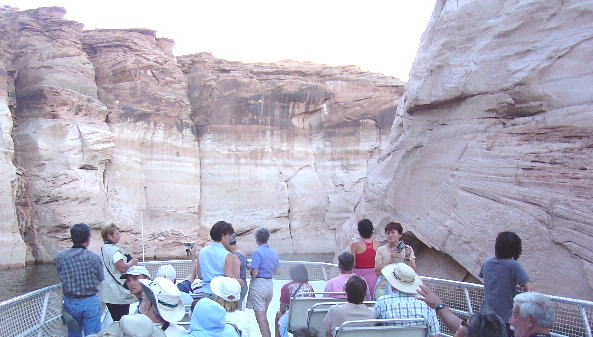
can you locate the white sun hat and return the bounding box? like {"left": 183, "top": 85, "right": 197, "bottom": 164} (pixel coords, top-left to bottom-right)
{"left": 102, "top": 314, "right": 166, "bottom": 337}
{"left": 381, "top": 263, "right": 423, "bottom": 294}
{"left": 139, "top": 277, "right": 185, "bottom": 323}
{"left": 210, "top": 276, "right": 241, "bottom": 302}
{"left": 156, "top": 264, "right": 176, "bottom": 282}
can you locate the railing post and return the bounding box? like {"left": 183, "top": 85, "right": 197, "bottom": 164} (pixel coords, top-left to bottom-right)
{"left": 581, "top": 305, "right": 592, "bottom": 337}
{"left": 321, "top": 264, "right": 328, "bottom": 281}
{"left": 36, "top": 290, "right": 51, "bottom": 337}
{"left": 463, "top": 287, "right": 473, "bottom": 314}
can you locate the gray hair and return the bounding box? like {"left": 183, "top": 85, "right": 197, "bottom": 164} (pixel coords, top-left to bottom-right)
{"left": 255, "top": 228, "right": 270, "bottom": 244}
{"left": 513, "top": 292, "right": 555, "bottom": 329}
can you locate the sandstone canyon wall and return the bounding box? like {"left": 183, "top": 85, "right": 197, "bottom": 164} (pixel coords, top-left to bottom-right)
{"left": 0, "top": 7, "right": 404, "bottom": 263}
{"left": 339, "top": 0, "right": 593, "bottom": 299}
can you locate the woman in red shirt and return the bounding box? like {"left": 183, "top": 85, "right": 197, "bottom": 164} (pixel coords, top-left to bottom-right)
{"left": 350, "top": 219, "right": 380, "bottom": 298}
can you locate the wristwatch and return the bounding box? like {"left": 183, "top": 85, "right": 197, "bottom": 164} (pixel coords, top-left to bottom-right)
{"left": 434, "top": 303, "right": 446, "bottom": 313}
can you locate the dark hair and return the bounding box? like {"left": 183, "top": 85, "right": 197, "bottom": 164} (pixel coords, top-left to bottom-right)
{"left": 210, "top": 221, "right": 234, "bottom": 241}
{"left": 338, "top": 252, "right": 354, "bottom": 272}
{"left": 255, "top": 228, "right": 270, "bottom": 244}
{"left": 293, "top": 327, "right": 318, "bottom": 337}
{"left": 467, "top": 312, "right": 508, "bottom": 337}
{"left": 71, "top": 223, "right": 91, "bottom": 244}
{"left": 345, "top": 275, "right": 367, "bottom": 304}
{"left": 495, "top": 231, "right": 522, "bottom": 260}
{"left": 357, "top": 219, "right": 373, "bottom": 239}
{"left": 290, "top": 264, "right": 309, "bottom": 283}
{"left": 384, "top": 222, "right": 403, "bottom": 234}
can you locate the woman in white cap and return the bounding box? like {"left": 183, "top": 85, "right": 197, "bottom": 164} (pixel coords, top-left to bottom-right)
{"left": 139, "top": 277, "right": 188, "bottom": 337}
{"left": 88, "top": 314, "right": 166, "bottom": 337}
{"left": 211, "top": 276, "right": 253, "bottom": 337}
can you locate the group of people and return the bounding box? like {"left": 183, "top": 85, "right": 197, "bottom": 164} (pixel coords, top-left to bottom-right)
{"left": 316, "top": 218, "right": 551, "bottom": 337}
{"left": 57, "top": 221, "right": 281, "bottom": 337}
{"left": 57, "top": 218, "right": 557, "bottom": 337}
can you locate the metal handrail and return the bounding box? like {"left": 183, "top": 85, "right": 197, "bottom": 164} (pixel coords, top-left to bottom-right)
{"left": 2, "top": 260, "right": 592, "bottom": 337}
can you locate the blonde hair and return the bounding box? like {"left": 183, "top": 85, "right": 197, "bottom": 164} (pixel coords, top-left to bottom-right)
{"left": 101, "top": 223, "right": 119, "bottom": 241}
{"left": 214, "top": 296, "right": 238, "bottom": 312}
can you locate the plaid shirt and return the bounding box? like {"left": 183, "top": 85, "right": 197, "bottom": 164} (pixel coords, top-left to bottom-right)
{"left": 56, "top": 247, "right": 104, "bottom": 297}
{"left": 374, "top": 290, "right": 440, "bottom": 336}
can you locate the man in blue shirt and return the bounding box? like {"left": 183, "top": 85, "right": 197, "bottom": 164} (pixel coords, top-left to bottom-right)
{"left": 56, "top": 223, "right": 104, "bottom": 337}
{"left": 246, "top": 228, "right": 279, "bottom": 337}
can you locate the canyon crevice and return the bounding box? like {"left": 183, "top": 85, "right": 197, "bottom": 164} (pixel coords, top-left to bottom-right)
{"left": 338, "top": 0, "right": 593, "bottom": 299}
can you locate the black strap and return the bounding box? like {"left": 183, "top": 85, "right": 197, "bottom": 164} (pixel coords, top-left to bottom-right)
{"left": 161, "top": 322, "right": 170, "bottom": 331}
{"left": 291, "top": 283, "right": 304, "bottom": 298}
{"left": 101, "top": 247, "right": 126, "bottom": 289}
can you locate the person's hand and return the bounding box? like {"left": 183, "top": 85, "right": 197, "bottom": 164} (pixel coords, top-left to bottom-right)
{"left": 415, "top": 283, "right": 442, "bottom": 309}
{"left": 130, "top": 258, "right": 139, "bottom": 266}
{"left": 453, "top": 324, "right": 468, "bottom": 337}
{"left": 389, "top": 247, "right": 403, "bottom": 259}
{"left": 404, "top": 245, "right": 413, "bottom": 259}
{"left": 190, "top": 245, "right": 199, "bottom": 259}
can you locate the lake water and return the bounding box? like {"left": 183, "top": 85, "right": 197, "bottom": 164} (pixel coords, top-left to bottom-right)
{"left": 0, "top": 253, "right": 334, "bottom": 303}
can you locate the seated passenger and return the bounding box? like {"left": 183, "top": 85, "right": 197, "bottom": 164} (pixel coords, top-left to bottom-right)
{"left": 88, "top": 313, "right": 166, "bottom": 337}
{"left": 323, "top": 275, "right": 376, "bottom": 337}
{"left": 120, "top": 265, "right": 151, "bottom": 308}
{"left": 157, "top": 264, "right": 194, "bottom": 305}
{"left": 211, "top": 276, "right": 254, "bottom": 337}
{"left": 324, "top": 252, "right": 370, "bottom": 300}
{"left": 275, "top": 264, "right": 315, "bottom": 337}
{"left": 374, "top": 263, "right": 439, "bottom": 337}
{"left": 189, "top": 297, "right": 240, "bottom": 337}
{"left": 139, "top": 277, "right": 188, "bottom": 337}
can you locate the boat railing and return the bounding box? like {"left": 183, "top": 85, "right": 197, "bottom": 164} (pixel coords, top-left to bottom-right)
{"left": 1, "top": 259, "right": 591, "bottom": 337}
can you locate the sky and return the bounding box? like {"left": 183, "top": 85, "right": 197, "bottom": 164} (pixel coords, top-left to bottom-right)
{"left": 1, "top": 1, "right": 435, "bottom": 81}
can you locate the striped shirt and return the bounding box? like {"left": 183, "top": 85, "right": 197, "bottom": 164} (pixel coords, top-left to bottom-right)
{"left": 374, "top": 290, "right": 440, "bottom": 336}
{"left": 56, "top": 247, "right": 104, "bottom": 297}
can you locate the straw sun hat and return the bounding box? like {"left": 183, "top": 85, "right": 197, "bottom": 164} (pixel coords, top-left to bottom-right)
{"left": 381, "top": 263, "right": 423, "bottom": 294}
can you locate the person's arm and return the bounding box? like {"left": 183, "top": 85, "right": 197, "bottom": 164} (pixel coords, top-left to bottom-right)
{"left": 115, "top": 258, "right": 138, "bottom": 273}
{"left": 186, "top": 245, "right": 199, "bottom": 282}
{"left": 250, "top": 249, "right": 261, "bottom": 279}
{"left": 416, "top": 283, "right": 462, "bottom": 333}
{"left": 523, "top": 281, "right": 535, "bottom": 291}
{"left": 225, "top": 253, "right": 242, "bottom": 285}
{"left": 375, "top": 246, "right": 386, "bottom": 276}
{"left": 351, "top": 241, "right": 358, "bottom": 266}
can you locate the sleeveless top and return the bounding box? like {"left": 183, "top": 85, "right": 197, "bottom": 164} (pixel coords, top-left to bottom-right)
{"left": 354, "top": 240, "right": 376, "bottom": 268}
{"left": 98, "top": 244, "right": 136, "bottom": 304}
{"left": 232, "top": 251, "right": 247, "bottom": 285}
{"left": 198, "top": 242, "right": 229, "bottom": 294}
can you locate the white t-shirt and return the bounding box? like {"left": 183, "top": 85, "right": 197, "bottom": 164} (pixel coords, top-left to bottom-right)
{"left": 112, "top": 250, "right": 125, "bottom": 263}
{"left": 226, "top": 310, "right": 253, "bottom": 337}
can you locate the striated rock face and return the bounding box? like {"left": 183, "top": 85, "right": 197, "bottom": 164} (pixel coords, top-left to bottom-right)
{"left": 0, "top": 8, "right": 26, "bottom": 267}
{"left": 178, "top": 53, "right": 404, "bottom": 253}
{"left": 82, "top": 29, "right": 201, "bottom": 259}
{"left": 340, "top": 0, "right": 593, "bottom": 299}
{"left": 0, "top": 6, "right": 403, "bottom": 264}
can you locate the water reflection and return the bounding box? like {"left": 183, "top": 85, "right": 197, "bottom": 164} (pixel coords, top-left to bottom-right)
{"left": 0, "top": 263, "right": 59, "bottom": 302}
{"left": 0, "top": 254, "right": 334, "bottom": 302}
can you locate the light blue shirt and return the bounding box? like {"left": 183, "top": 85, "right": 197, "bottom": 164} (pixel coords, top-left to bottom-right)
{"left": 199, "top": 242, "right": 229, "bottom": 294}
{"left": 251, "top": 244, "right": 279, "bottom": 279}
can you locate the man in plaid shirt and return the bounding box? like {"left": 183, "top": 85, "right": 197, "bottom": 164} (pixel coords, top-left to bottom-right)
{"left": 56, "top": 223, "right": 104, "bottom": 337}
{"left": 374, "top": 263, "right": 440, "bottom": 337}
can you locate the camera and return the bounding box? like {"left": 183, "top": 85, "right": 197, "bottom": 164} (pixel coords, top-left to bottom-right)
{"left": 124, "top": 253, "right": 133, "bottom": 262}
{"left": 183, "top": 242, "right": 195, "bottom": 256}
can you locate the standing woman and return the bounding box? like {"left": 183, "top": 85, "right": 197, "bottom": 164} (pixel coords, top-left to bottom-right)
{"left": 480, "top": 231, "right": 533, "bottom": 337}
{"left": 351, "top": 219, "right": 380, "bottom": 297}
{"left": 99, "top": 224, "right": 138, "bottom": 321}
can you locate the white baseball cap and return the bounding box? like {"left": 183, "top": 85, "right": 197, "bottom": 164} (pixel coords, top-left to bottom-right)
{"left": 210, "top": 276, "right": 241, "bottom": 302}
{"left": 156, "top": 265, "right": 176, "bottom": 282}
